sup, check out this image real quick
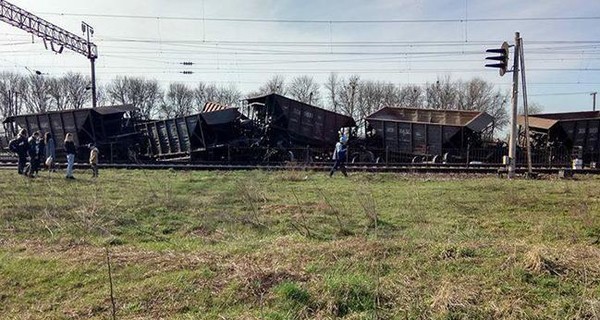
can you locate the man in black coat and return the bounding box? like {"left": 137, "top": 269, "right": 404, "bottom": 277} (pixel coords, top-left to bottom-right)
{"left": 8, "top": 129, "right": 29, "bottom": 175}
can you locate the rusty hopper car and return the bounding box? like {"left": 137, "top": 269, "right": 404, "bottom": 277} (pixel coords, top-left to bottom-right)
{"left": 518, "top": 111, "right": 600, "bottom": 165}
{"left": 365, "top": 107, "right": 495, "bottom": 162}
{"left": 136, "top": 107, "right": 248, "bottom": 161}
{"left": 2, "top": 105, "right": 139, "bottom": 162}
{"left": 245, "top": 94, "right": 356, "bottom": 149}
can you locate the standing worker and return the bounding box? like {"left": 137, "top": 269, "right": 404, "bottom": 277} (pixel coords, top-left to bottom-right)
{"left": 8, "top": 129, "right": 29, "bottom": 175}
{"left": 329, "top": 134, "right": 348, "bottom": 177}
{"left": 64, "top": 133, "right": 77, "bottom": 180}
{"left": 88, "top": 144, "right": 99, "bottom": 178}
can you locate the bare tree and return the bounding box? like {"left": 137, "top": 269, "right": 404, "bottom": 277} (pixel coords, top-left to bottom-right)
{"left": 337, "top": 75, "right": 360, "bottom": 119}
{"left": 250, "top": 75, "right": 287, "bottom": 97}
{"left": 288, "top": 75, "right": 321, "bottom": 105}
{"left": 456, "top": 78, "right": 509, "bottom": 131}
{"left": 324, "top": 73, "right": 340, "bottom": 112}
{"left": 397, "top": 85, "right": 424, "bottom": 108}
{"left": 161, "top": 82, "right": 194, "bottom": 118}
{"left": 425, "top": 76, "right": 457, "bottom": 109}
{"left": 47, "top": 77, "right": 68, "bottom": 111}
{"left": 356, "top": 80, "right": 385, "bottom": 121}
{"left": 0, "top": 72, "right": 27, "bottom": 118}
{"left": 194, "top": 82, "right": 241, "bottom": 111}
{"left": 63, "top": 72, "right": 91, "bottom": 109}
{"left": 24, "top": 74, "right": 51, "bottom": 114}
{"left": 519, "top": 101, "right": 544, "bottom": 115}
{"left": 106, "top": 76, "right": 163, "bottom": 120}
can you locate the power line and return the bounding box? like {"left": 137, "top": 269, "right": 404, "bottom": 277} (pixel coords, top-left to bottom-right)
{"left": 37, "top": 12, "right": 600, "bottom": 24}
{"left": 529, "top": 91, "right": 595, "bottom": 96}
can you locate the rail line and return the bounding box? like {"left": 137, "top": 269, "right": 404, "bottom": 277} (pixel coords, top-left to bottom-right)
{"left": 0, "top": 157, "right": 598, "bottom": 175}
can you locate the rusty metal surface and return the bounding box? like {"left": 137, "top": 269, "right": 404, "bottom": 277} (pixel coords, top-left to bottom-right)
{"left": 365, "top": 107, "right": 492, "bottom": 127}
{"left": 137, "top": 108, "right": 246, "bottom": 159}
{"left": 2, "top": 105, "right": 139, "bottom": 161}
{"left": 246, "top": 94, "right": 356, "bottom": 147}
{"left": 366, "top": 107, "right": 494, "bottom": 156}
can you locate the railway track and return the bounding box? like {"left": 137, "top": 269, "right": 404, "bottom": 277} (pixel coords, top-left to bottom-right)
{"left": 1, "top": 157, "right": 598, "bottom": 175}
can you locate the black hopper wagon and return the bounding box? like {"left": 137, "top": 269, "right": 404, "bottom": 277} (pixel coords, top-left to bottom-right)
{"left": 363, "top": 107, "right": 498, "bottom": 164}
{"left": 518, "top": 111, "right": 600, "bottom": 166}
{"left": 244, "top": 94, "right": 356, "bottom": 162}
{"left": 135, "top": 103, "right": 251, "bottom": 162}
{"left": 2, "top": 105, "right": 141, "bottom": 162}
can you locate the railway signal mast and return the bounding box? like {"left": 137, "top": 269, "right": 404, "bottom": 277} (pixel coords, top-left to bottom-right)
{"left": 0, "top": 0, "right": 99, "bottom": 107}
{"left": 486, "top": 32, "right": 532, "bottom": 179}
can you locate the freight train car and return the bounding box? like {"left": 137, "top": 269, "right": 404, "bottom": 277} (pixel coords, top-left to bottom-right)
{"left": 364, "top": 107, "right": 496, "bottom": 163}
{"left": 245, "top": 93, "right": 356, "bottom": 161}
{"left": 518, "top": 111, "right": 600, "bottom": 166}
{"left": 135, "top": 107, "right": 252, "bottom": 161}
{"left": 2, "top": 105, "right": 140, "bottom": 162}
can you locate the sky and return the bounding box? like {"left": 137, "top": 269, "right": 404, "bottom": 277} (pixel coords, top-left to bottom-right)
{"left": 1, "top": 0, "right": 600, "bottom": 113}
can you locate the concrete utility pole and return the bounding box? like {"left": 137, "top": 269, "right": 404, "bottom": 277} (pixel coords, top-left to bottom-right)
{"left": 82, "top": 21, "right": 97, "bottom": 108}
{"left": 592, "top": 92, "right": 597, "bottom": 111}
{"left": 508, "top": 32, "right": 521, "bottom": 179}
{"left": 519, "top": 36, "right": 533, "bottom": 176}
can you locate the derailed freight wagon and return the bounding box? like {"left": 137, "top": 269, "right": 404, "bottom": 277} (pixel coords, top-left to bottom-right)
{"left": 518, "top": 111, "right": 600, "bottom": 165}
{"left": 245, "top": 94, "right": 356, "bottom": 161}
{"left": 364, "top": 107, "right": 497, "bottom": 163}
{"left": 2, "top": 105, "right": 141, "bottom": 162}
{"left": 135, "top": 106, "right": 251, "bottom": 161}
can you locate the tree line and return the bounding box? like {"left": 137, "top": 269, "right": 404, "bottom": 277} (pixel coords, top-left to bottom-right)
{"left": 0, "top": 71, "right": 525, "bottom": 133}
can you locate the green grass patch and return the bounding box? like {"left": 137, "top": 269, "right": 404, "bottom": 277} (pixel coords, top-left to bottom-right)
{"left": 1, "top": 169, "right": 599, "bottom": 319}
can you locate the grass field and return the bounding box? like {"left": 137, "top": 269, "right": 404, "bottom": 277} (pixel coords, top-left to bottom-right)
{"left": 1, "top": 168, "right": 599, "bottom": 319}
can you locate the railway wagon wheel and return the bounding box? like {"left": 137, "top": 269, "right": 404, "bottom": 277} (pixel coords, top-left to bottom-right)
{"left": 351, "top": 151, "right": 375, "bottom": 164}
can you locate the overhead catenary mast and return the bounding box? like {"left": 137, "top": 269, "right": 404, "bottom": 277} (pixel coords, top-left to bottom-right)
{"left": 0, "top": 0, "right": 99, "bottom": 107}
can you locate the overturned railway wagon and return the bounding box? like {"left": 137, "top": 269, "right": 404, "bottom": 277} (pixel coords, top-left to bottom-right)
{"left": 2, "top": 105, "right": 139, "bottom": 162}
{"left": 518, "top": 111, "right": 600, "bottom": 164}
{"left": 136, "top": 107, "right": 248, "bottom": 161}
{"left": 245, "top": 94, "right": 356, "bottom": 149}
{"left": 365, "top": 107, "right": 495, "bottom": 163}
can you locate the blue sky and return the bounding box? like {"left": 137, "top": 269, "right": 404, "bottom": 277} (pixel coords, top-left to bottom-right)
{"left": 1, "top": 0, "right": 600, "bottom": 113}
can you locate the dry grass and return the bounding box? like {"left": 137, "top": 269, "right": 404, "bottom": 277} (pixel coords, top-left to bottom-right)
{"left": 1, "top": 170, "right": 600, "bottom": 319}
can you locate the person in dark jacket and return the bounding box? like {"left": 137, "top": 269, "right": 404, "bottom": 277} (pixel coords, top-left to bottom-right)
{"left": 9, "top": 129, "right": 29, "bottom": 175}
{"left": 27, "top": 131, "right": 40, "bottom": 177}
{"left": 64, "top": 132, "right": 77, "bottom": 179}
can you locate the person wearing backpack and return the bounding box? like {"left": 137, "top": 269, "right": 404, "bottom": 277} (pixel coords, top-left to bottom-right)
{"left": 329, "top": 134, "right": 348, "bottom": 177}
{"left": 9, "top": 129, "right": 29, "bottom": 175}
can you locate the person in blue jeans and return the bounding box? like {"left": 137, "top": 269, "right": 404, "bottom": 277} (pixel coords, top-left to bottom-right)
{"left": 64, "top": 133, "right": 77, "bottom": 179}
{"left": 329, "top": 135, "right": 348, "bottom": 177}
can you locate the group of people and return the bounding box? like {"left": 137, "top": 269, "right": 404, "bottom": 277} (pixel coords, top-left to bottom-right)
{"left": 8, "top": 129, "right": 99, "bottom": 179}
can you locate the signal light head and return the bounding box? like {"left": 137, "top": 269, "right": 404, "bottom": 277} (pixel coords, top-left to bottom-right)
{"left": 485, "top": 41, "right": 509, "bottom": 76}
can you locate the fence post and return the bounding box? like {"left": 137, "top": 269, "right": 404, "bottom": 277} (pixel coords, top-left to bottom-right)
{"left": 466, "top": 144, "right": 470, "bottom": 168}
{"left": 385, "top": 146, "right": 389, "bottom": 164}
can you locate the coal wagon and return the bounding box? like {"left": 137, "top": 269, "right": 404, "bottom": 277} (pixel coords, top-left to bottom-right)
{"left": 364, "top": 107, "right": 496, "bottom": 163}
{"left": 135, "top": 107, "right": 251, "bottom": 161}
{"left": 518, "top": 111, "right": 600, "bottom": 166}
{"left": 2, "top": 105, "right": 140, "bottom": 162}
{"left": 244, "top": 94, "right": 356, "bottom": 161}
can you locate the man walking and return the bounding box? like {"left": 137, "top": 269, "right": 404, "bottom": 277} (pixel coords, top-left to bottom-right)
{"left": 330, "top": 135, "right": 348, "bottom": 177}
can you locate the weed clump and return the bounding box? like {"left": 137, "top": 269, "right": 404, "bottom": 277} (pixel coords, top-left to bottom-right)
{"left": 523, "top": 247, "right": 565, "bottom": 276}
